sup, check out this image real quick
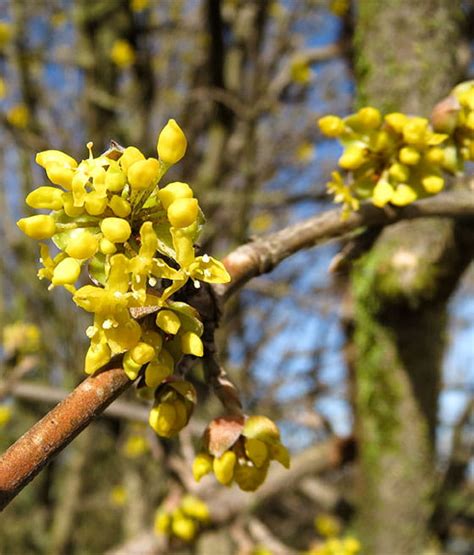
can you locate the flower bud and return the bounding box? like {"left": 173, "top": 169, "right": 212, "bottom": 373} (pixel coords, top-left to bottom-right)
{"left": 149, "top": 402, "right": 176, "bottom": 436}
{"left": 338, "top": 145, "right": 367, "bottom": 170}
{"left": 154, "top": 511, "right": 171, "bottom": 535}
{"left": 99, "top": 237, "right": 117, "bottom": 255}
{"left": 388, "top": 163, "right": 409, "bottom": 183}
{"left": 372, "top": 179, "right": 394, "bottom": 208}
{"left": 156, "top": 309, "right": 181, "bottom": 335}
{"left": 158, "top": 181, "right": 193, "bottom": 210}
{"left": 245, "top": 438, "right": 269, "bottom": 468}
{"left": 145, "top": 358, "right": 172, "bottom": 388}
{"left": 65, "top": 230, "right": 99, "bottom": 259}
{"left": 181, "top": 495, "right": 210, "bottom": 522}
{"left": 384, "top": 112, "right": 408, "bottom": 133}
{"left": 100, "top": 217, "right": 131, "bottom": 243}
{"left": 213, "top": 451, "right": 236, "bottom": 485}
{"left": 399, "top": 146, "right": 421, "bottom": 166}
{"left": 425, "top": 147, "right": 445, "bottom": 165}
{"left": 157, "top": 119, "right": 187, "bottom": 165}
{"left": 119, "top": 146, "right": 145, "bottom": 173}
{"left": 17, "top": 215, "right": 56, "bottom": 239}
{"left": 172, "top": 517, "right": 196, "bottom": 542}
{"left": 402, "top": 117, "right": 428, "bottom": 144}
{"left": 167, "top": 198, "right": 199, "bottom": 228}
{"left": 357, "top": 106, "right": 381, "bottom": 129}
{"left": 109, "top": 195, "right": 131, "bottom": 217}
{"left": 36, "top": 150, "right": 77, "bottom": 169}
{"left": 129, "top": 342, "right": 155, "bottom": 365}
{"left": 422, "top": 175, "right": 444, "bottom": 194}
{"left": 192, "top": 453, "right": 213, "bottom": 482}
{"left": 46, "top": 163, "right": 75, "bottom": 190}
{"left": 85, "top": 191, "right": 108, "bottom": 215}
{"left": 181, "top": 331, "right": 204, "bottom": 357}
{"left": 105, "top": 168, "right": 127, "bottom": 192}
{"left": 52, "top": 257, "right": 81, "bottom": 285}
{"left": 318, "top": 115, "right": 345, "bottom": 137}
{"left": 123, "top": 351, "right": 143, "bottom": 380}
{"left": 62, "top": 193, "right": 84, "bottom": 217}
{"left": 26, "top": 186, "right": 64, "bottom": 210}
{"left": 128, "top": 158, "right": 160, "bottom": 190}
{"left": 391, "top": 185, "right": 417, "bottom": 206}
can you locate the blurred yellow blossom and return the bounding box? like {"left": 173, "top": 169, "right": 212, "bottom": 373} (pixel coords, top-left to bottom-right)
{"left": 296, "top": 141, "right": 315, "bottom": 164}
{"left": 0, "top": 405, "right": 12, "bottom": 427}
{"left": 110, "top": 485, "right": 127, "bottom": 507}
{"left": 290, "top": 58, "right": 312, "bottom": 85}
{"left": 110, "top": 39, "right": 136, "bottom": 68}
{"left": 123, "top": 434, "right": 149, "bottom": 458}
{"left": 314, "top": 514, "right": 341, "bottom": 538}
{"left": 3, "top": 322, "right": 41, "bottom": 358}
{"left": 131, "top": 0, "right": 149, "bottom": 11}
{"left": 7, "top": 104, "right": 30, "bottom": 128}
{"left": 0, "top": 21, "right": 12, "bottom": 49}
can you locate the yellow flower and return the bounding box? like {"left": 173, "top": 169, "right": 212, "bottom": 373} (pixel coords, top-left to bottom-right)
{"left": 7, "top": 104, "right": 30, "bottom": 128}
{"left": 110, "top": 485, "right": 127, "bottom": 507}
{"left": 123, "top": 434, "right": 149, "bottom": 458}
{"left": 110, "top": 39, "right": 135, "bottom": 68}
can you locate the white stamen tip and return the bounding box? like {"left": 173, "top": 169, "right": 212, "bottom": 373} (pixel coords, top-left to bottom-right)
{"left": 202, "top": 254, "right": 210, "bottom": 263}
{"left": 193, "top": 280, "right": 201, "bottom": 289}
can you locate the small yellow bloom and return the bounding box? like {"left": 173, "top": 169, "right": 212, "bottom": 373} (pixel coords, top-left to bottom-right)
{"left": 26, "top": 186, "right": 64, "bottom": 211}
{"left": 0, "top": 405, "right": 12, "bottom": 427}
{"left": 110, "top": 485, "right": 127, "bottom": 507}
{"left": 119, "top": 146, "right": 145, "bottom": 172}
{"left": 422, "top": 175, "right": 444, "bottom": 194}
{"left": 192, "top": 453, "right": 213, "bottom": 482}
{"left": 110, "top": 39, "right": 135, "bottom": 68}
{"left": 7, "top": 104, "right": 29, "bottom": 128}
{"left": 318, "top": 115, "right": 345, "bottom": 137}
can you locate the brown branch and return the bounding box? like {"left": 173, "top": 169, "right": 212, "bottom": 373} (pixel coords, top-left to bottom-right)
{"left": 219, "top": 190, "right": 474, "bottom": 299}
{"left": 0, "top": 190, "right": 472, "bottom": 510}
{"left": 0, "top": 362, "right": 130, "bottom": 511}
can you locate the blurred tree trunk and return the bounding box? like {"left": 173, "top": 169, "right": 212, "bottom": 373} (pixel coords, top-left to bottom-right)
{"left": 351, "top": 1, "right": 471, "bottom": 553}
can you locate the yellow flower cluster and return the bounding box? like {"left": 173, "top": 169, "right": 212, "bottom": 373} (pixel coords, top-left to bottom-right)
{"left": 3, "top": 321, "right": 41, "bottom": 358}
{"left": 17, "top": 119, "right": 230, "bottom": 438}
{"left": 319, "top": 81, "right": 474, "bottom": 216}
{"left": 154, "top": 495, "right": 210, "bottom": 542}
{"left": 193, "top": 415, "right": 290, "bottom": 492}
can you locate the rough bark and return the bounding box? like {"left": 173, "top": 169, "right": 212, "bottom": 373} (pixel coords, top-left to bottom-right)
{"left": 351, "top": 1, "right": 472, "bottom": 553}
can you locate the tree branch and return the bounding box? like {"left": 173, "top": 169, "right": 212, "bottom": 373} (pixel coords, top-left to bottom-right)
{"left": 220, "top": 190, "right": 474, "bottom": 299}
{"left": 0, "top": 190, "right": 472, "bottom": 510}
{"left": 0, "top": 362, "right": 130, "bottom": 510}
